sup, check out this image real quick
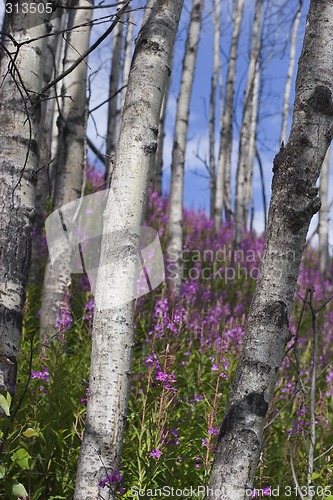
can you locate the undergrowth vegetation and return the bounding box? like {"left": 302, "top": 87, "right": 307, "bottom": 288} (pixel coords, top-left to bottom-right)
{"left": 1, "top": 173, "right": 333, "bottom": 499}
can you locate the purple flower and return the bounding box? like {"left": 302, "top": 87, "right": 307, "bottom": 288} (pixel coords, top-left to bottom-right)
{"left": 252, "top": 487, "right": 271, "bottom": 498}
{"left": 98, "top": 470, "right": 122, "bottom": 488}
{"left": 156, "top": 371, "right": 168, "bottom": 383}
{"left": 56, "top": 304, "right": 72, "bottom": 334}
{"left": 150, "top": 449, "right": 162, "bottom": 459}
{"left": 83, "top": 298, "right": 95, "bottom": 321}
{"left": 31, "top": 366, "right": 49, "bottom": 382}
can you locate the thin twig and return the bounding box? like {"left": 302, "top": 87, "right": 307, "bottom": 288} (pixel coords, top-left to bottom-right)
{"left": 87, "top": 137, "right": 105, "bottom": 163}
{"left": 40, "top": 0, "right": 131, "bottom": 95}
{"left": 307, "top": 287, "right": 318, "bottom": 499}
{"left": 290, "top": 441, "right": 306, "bottom": 500}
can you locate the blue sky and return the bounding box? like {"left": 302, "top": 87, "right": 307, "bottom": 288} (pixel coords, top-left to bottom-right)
{"left": 45, "top": 0, "right": 330, "bottom": 246}
{"left": 1, "top": 0, "right": 329, "bottom": 245}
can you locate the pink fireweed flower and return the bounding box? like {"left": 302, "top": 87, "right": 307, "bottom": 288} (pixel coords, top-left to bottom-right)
{"left": 31, "top": 366, "right": 49, "bottom": 382}
{"left": 208, "top": 427, "right": 219, "bottom": 435}
{"left": 150, "top": 449, "right": 162, "bottom": 459}
{"left": 98, "top": 470, "right": 122, "bottom": 488}
{"left": 56, "top": 304, "right": 73, "bottom": 334}
{"left": 156, "top": 371, "right": 168, "bottom": 382}
{"left": 252, "top": 487, "right": 271, "bottom": 497}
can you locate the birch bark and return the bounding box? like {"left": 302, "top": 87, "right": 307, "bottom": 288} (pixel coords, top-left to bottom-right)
{"left": 152, "top": 46, "right": 174, "bottom": 196}
{"left": 318, "top": 147, "right": 330, "bottom": 275}
{"left": 280, "top": 0, "right": 302, "bottom": 145}
{"left": 214, "top": 0, "right": 245, "bottom": 228}
{"left": 39, "top": 1, "right": 92, "bottom": 341}
{"left": 208, "top": 0, "right": 333, "bottom": 497}
{"left": 74, "top": 1, "right": 183, "bottom": 497}
{"left": 234, "top": 0, "right": 262, "bottom": 244}
{"left": 105, "top": 20, "right": 124, "bottom": 181}
{"left": 120, "top": 11, "right": 133, "bottom": 112}
{"left": 0, "top": 6, "right": 52, "bottom": 391}
{"left": 209, "top": 0, "right": 221, "bottom": 219}
{"left": 152, "top": 76, "right": 170, "bottom": 196}
{"left": 166, "top": 0, "right": 203, "bottom": 296}
{"left": 244, "top": 65, "right": 260, "bottom": 226}
{"left": 30, "top": 10, "right": 67, "bottom": 282}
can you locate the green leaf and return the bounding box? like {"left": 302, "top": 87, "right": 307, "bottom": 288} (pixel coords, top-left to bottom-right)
{"left": 0, "top": 464, "right": 5, "bottom": 479}
{"left": 0, "top": 394, "right": 10, "bottom": 416}
{"left": 325, "top": 497, "right": 333, "bottom": 500}
{"left": 11, "top": 448, "right": 31, "bottom": 470}
{"left": 11, "top": 482, "right": 28, "bottom": 497}
{"left": 22, "top": 427, "right": 38, "bottom": 438}
{"left": 310, "top": 471, "right": 321, "bottom": 480}
{"left": 6, "top": 392, "right": 11, "bottom": 407}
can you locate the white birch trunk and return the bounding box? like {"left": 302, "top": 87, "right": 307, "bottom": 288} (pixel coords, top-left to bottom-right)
{"left": 234, "top": 0, "right": 262, "bottom": 244}
{"left": 208, "top": 0, "right": 333, "bottom": 497}
{"left": 0, "top": 6, "right": 52, "bottom": 391}
{"left": 153, "top": 47, "right": 175, "bottom": 196}
{"left": 74, "top": 2, "right": 183, "bottom": 497}
{"left": 50, "top": 13, "right": 68, "bottom": 181}
{"left": 105, "top": 20, "right": 124, "bottom": 180}
{"left": 166, "top": 0, "right": 203, "bottom": 296}
{"left": 318, "top": 147, "right": 330, "bottom": 275}
{"left": 209, "top": 0, "right": 221, "bottom": 219}
{"left": 214, "top": 0, "right": 245, "bottom": 228}
{"left": 120, "top": 11, "right": 133, "bottom": 112}
{"left": 244, "top": 65, "right": 260, "bottom": 223}
{"left": 30, "top": 10, "right": 67, "bottom": 281}
{"left": 280, "top": 1, "right": 302, "bottom": 145}
{"left": 152, "top": 72, "right": 171, "bottom": 195}
{"left": 39, "top": 1, "right": 92, "bottom": 341}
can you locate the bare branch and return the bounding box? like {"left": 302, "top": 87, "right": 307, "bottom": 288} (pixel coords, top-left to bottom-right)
{"left": 40, "top": 0, "right": 131, "bottom": 95}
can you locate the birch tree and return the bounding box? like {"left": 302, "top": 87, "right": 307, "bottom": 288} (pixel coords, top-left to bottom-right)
{"left": 39, "top": 1, "right": 92, "bottom": 341}
{"left": 0, "top": 6, "right": 52, "bottom": 391}
{"left": 318, "top": 147, "right": 330, "bottom": 275}
{"left": 234, "top": 0, "right": 263, "bottom": 245}
{"left": 166, "top": 0, "right": 204, "bottom": 296}
{"left": 105, "top": 20, "right": 124, "bottom": 181}
{"left": 209, "top": 0, "right": 221, "bottom": 219}
{"left": 214, "top": 0, "right": 245, "bottom": 229}
{"left": 30, "top": 10, "right": 67, "bottom": 281}
{"left": 244, "top": 65, "right": 260, "bottom": 230}
{"left": 280, "top": 0, "right": 303, "bottom": 145}
{"left": 120, "top": 11, "right": 133, "bottom": 111}
{"left": 74, "top": 1, "right": 184, "bottom": 497}
{"left": 152, "top": 48, "right": 173, "bottom": 196}
{"left": 208, "top": 0, "right": 333, "bottom": 497}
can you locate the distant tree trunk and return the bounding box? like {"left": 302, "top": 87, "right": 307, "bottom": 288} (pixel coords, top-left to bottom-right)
{"left": 319, "top": 147, "right": 330, "bottom": 275}
{"left": 39, "top": 1, "right": 92, "bottom": 341}
{"left": 244, "top": 65, "right": 260, "bottom": 227}
{"left": 30, "top": 10, "right": 67, "bottom": 282}
{"left": 105, "top": 20, "right": 124, "bottom": 181}
{"left": 209, "top": 0, "right": 221, "bottom": 219}
{"left": 208, "top": 0, "right": 333, "bottom": 497}
{"left": 256, "top": 147, "right": 267, "bottom": 232}
{"left": 280, "top": 0, "right": 303, "bottom": 145}
{"left": 166, "top": 0, "right": 203, "bottom": 297}
{"left": 234, "top": 0, "right": 262, "bottom": 244}
{"left": 152, "top": 50, "right": 173, "bottom": 196}
{"left": 0, "top": 8, "right": 52, "bottom": 391}
{"left": 74, "top": 1, "right": 184, "bottom": 498}
{"left": 214, "top": 0, "right": 245, "bottom": 228}
{"left": 120, "top": 11, "right": 133, "bottom": 111}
